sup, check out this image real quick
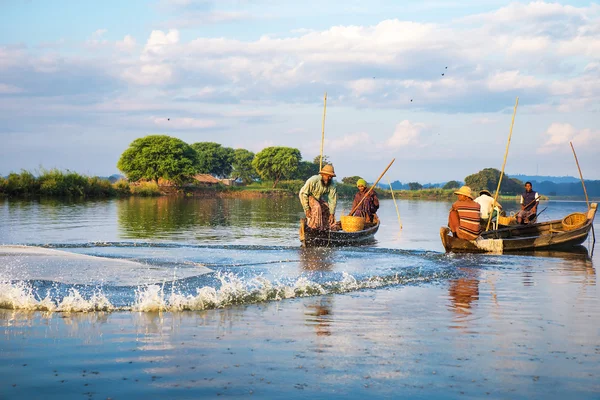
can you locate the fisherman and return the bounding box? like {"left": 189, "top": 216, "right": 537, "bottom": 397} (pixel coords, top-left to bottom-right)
{"left": 516, "top": 181, "right": 539, "bottom": 224}
{"left": 448, "top": 185, "right": 481, "bottom": 240}
{"left": 474, "top": 189, "right": 502, "bottom": 225}
{"left": 351, "top": 178, "right": 379, "bottom": 223}
{"left": 299, "top": 164, "right": 338, "bottom": 230}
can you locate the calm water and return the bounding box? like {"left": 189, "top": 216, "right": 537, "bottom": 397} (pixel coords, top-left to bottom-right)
{"left": 1, "top": 196, "right": 598, "bottom": 399}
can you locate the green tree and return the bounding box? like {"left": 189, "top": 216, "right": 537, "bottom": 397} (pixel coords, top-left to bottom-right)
{"left": 230, "top": 148, "right": 257, "bottom": 184}
{"left": 191, "top": 142, "right": 235, "bottom": 178}
{"left": 312, "top": 155, "right": 331, "bottom": 167}
{"left": 117, "top": 135, "right": 198, "bottom": 185}
{"left": 291, "top": 161, "right": 319, "bottom": 181}
{"left": 342, "top": 176, "right": 362, "bottom": 185}
{"left": 442, "top": 180, "right": 461, "bottom": 190}
{"left": 252, "top": 147, "right": 302, "bottom": 188}
{"left": 408, "top": 182, "right": 423, "bottom": 190}
{"left": 464, "top": 168, "right": 522, "bottom": 195}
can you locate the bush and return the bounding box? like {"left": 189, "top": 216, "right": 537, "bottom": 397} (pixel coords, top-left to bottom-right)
{"left": 130, "top": 181, "right": 162, "bottom": 196}
{"left": 112, "top": 179, "right": 131, "bottom": 196}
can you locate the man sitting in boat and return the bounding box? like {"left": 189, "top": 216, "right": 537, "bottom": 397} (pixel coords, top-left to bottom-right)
{"left": 516, "top": 181, "right": 539, "bottom": 224}
{"left": 448, "top": 186, "right": 481, "bottom": 240}
{"left": 351, "top": 179, "right": 379, "bottom": 223}
{"left": 299, "top": 164, "right": 338, "bottom": 230}
{"left": 474, "top": 189, "right": 502, "bottom": 225}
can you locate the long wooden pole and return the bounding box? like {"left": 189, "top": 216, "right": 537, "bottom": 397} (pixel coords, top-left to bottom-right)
{"left": 387, "top": 176, "right": 402, "bottom": 231}
{"left": 570, "top": 141, "right": 590, "bottom": 210}
{"left": 486, "top": 97, "right": 519, "bottom": 231}
{"left": 349, "top": 158, "right": 395, "bottom": 216}
{"left": 320, "top": 92, "right": 327, "bottom": 170}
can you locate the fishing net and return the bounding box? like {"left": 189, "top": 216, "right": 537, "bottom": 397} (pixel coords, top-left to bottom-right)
{"left": 474, "top": 238, "right": 503, "bottom": 253}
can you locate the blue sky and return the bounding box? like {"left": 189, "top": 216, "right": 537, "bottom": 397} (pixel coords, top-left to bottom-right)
{"left": 1, "top": 0, "right": 600, "bottom": 182}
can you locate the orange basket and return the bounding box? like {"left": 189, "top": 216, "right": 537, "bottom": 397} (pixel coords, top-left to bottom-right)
{"left": 561, "top": 213, "right": 587, "bottom": 231}
{"left": 340, "top": 215, "right": 365, "bottom": 232}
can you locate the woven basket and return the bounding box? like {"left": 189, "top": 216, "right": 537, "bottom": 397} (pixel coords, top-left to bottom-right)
{"left": 497, "top": 216, "right": 516, "bottom": 226}
{"left": 340, "top": 215, "right": 365, "bottom": 232}
{"left": 561, "top": 212, "right": 587, "bottom": 231}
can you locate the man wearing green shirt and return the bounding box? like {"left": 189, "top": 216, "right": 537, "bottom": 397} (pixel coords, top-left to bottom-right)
{"left": 299, "top": 164, "right": 338, "bottom": 230}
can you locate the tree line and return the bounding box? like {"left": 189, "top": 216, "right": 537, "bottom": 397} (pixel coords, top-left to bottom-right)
{"left": 117, "top": 135, "right": 327, "bottom": 188}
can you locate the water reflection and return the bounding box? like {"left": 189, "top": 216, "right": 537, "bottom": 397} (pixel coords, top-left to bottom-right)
{"left": 447, "top": 268, "right": 480, "bottom": 332}
{"left": 300, "top": 247, "right": 336, "bottom": 337}
{"left": 117, "top": 196, "right": 302, "bottom": 240}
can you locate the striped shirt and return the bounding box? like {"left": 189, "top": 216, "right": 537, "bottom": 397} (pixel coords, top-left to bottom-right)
{"left": 452, "top": 199, "right": 481, "bottom": 240}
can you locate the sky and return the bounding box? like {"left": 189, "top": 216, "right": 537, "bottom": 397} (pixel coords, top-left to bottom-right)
{"left": 1, "top": 0, "right": 600, "bottom": 183}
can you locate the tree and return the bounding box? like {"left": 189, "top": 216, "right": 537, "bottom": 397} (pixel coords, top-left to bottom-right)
{"left": 117, "top": 135, "right": 198, "bottom": 185}
{"left": 464, "top": 168, "right": 522, "bottom": 195}
{"left": 191, "top": 142, "right": 234, "bottom": 178}
{"left": 342, "top": 176, "right": 362, "bottom": 185}
{"left": 291, "top": 161, "right": 319, "bottom": 181}
{"left": 442, "top": 180, "right": 461, "bottom": 190}
{"left": 312, "top": 154, "right": 331, "bottom": 168}
{"left": 408, "top": 182, "right": 423, "bottom": 190}
{"left": 230, "top": 149, "right": 257, "bottom": 184}
{"left": 252, "top": 147, "right": 302, "bottom": 188}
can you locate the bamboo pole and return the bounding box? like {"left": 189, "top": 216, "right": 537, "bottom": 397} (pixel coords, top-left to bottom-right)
{"left": 320, "top": 92, "right": 327, "bottom": 170}
{"left": 387, "top": 177, "right": 402, "bottom": 231}
{"left": 349, "top": 158, "right": 395, "bottom": 216}
{"left": 486, "top": 97, "right": 519, "bottom": 232}
{"left": 570, "top": 141, "right": 590, "bottom": 210}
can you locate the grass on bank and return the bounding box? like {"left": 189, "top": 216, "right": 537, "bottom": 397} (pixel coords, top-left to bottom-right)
{"left": 0, "top": 169, "right": 132, "bottom": 198}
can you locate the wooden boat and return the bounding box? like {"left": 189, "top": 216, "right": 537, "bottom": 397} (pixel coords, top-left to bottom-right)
{"left": 440, "top": 203, "right": 597, "bottom": 253}
{"left": 299, "top": 218, "right": 380, "bottom": 247}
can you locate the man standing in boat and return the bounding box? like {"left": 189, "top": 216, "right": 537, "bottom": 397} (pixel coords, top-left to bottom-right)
{"left": 299, "top": 164, "right": 338, "bottom": 230}
{"left": 448, "top": 186, "right": 481, "bottom": 240}
{"left": 351, "top": 178, "right": 379, "bottom": 223}
{"left": 516, "top": 181, "right": 539, "bottom": 224}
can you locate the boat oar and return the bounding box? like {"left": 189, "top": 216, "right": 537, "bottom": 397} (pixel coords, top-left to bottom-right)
{"left": 486, "top": 97, "right": 519, "bottom": 232}
{"left": 348, "top": 158, "right": 395, "bottom": 216}
{"left": 387, "top": 176, "right": 402, "bottom": 231}
{"left": 320, "top": 92, "right": 327, "bottom": 170}
{"left": 570, "top": 141, "right": 590, "bottom": 210}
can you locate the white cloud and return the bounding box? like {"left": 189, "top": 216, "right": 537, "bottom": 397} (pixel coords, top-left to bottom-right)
{"left": 473, "top": 117, "right": 497, "bottom": 125}
{"left": 116, "top": 35, "right": 136, "bottom": 52}
{"left": 487, "top": 71, "right": 541, "bottom": 92}
{"left": 538, "top": 123, "right": 599, "bottom": 154}
{"left": 324, "top": 132, "right": 372, "bottom": 151}
{"left": 151, "top": 116, "right": 216, "bottom": 129}
{"left": 122, "top": 64, "right": 174, "bottom": 85}
{"left": 86, "top": 29, "right": 109, "bottom": 48}
{"left": 386, "top": 120, "right": 426, "bottom": 148}
{"left": 0, "top": 83, "right": 23, "bottom": 94}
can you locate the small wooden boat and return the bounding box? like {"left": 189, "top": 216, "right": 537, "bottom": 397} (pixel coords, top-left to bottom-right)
{"left": 440, "top": 203, "right": 597, "bottom": 253}
{"left": 299, "top": 218, "right": 380, "bottom": 247}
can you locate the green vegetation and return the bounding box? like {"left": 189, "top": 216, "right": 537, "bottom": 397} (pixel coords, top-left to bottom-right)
{"left": 442, "top": 180, "right": 461, "bottom": 189}
{"left": 130, "top": 181, "right": 162, "bottom": 196}
{"left": 117, "top": 135, "right": 198, "bottom": 185}
{"left": 464, "top": 168, "right": 522, "bottom": 195}
{"left": 0, "top": 169, "right": 130, "bottom": 198}
{"left": 231, "top": 149, "right": 257, "bottom": 184}
{"left": 191, "top": 142, "right": 234, "bottom": 178}
{"left": 252, "top": 147, "right": 302, "bottom": 188}
{"left": 341, "top": 176, "right": 362, "bottom": 185}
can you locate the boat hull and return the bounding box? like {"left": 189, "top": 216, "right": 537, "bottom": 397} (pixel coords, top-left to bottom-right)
{"left": 440, "top": 203, "right": 597, "bottom": 253}
{"left": 299, "top": 218, "right": 379, "bottom": 247}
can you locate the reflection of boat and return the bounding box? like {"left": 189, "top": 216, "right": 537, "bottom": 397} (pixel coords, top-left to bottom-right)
{"left": 440, "top": 203, "right": 597, "bottom": 253}
{"left": 299, "top": 218, "right": 379, "bottom": 247}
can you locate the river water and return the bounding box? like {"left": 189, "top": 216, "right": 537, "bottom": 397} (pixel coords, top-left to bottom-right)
{"left": 1, "top": 196, "right": 598, "bottom": 399}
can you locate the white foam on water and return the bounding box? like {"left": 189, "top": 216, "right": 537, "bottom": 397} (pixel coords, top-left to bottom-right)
{"left": 0, "top": 245, "right": 213, "bottom": 286}
{"left": 0, "top": 269, "right": 447, "bottom": 313}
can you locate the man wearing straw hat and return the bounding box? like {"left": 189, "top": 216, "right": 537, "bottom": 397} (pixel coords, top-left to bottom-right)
{"left": 299, "top": 164, "right": 338, "bottom": 230}
{"left": 448, "top": 186, "right": 481, "bottom": 240}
